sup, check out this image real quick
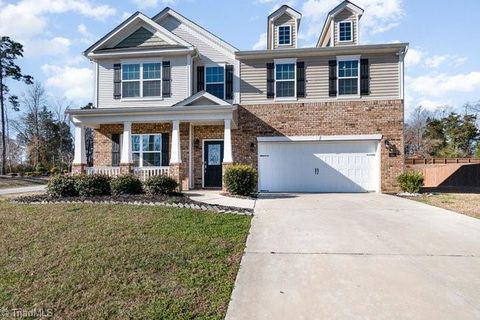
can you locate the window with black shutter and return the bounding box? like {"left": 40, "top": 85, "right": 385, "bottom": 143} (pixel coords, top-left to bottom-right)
{"left": 196, "top": 66, "right": 204, "bottom": 93}
{"left": 297, "top": 61, "right": 305, "bottom": 98}
{"left": 161, "top": 133, "right": 169, "bottom": 166}
{"left": 328, "top": 60, "right": 337, "bottom": 97}
{"left": 360, "top": 59, "right": 370, "bottom": 95}
{"left": 225, "top": 64, "right": 234, "bottom": 100}
{"left": 111, "top": 134, "right": 120, "bottom": 166}
{"left": 113, "top": 64, "right": 121, "bottom": 99}
{"left": 266, "top": 62, "right": 274, "bottom": 98}
{"left": 162, "top": 61, "right": 171, "bottom": 97}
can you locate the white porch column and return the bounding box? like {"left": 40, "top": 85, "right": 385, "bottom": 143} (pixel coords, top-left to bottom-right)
{"left": 73, "top": 123, "right": 86, "bottom": 165}
{"left": 223, "top": 119, "right": 233, "bottom": 163}
{"left": 170, "top": 120, "right": 181, "bottom": 164}
{"left": 120, "top": 121, "right": 132, "bottom": 164}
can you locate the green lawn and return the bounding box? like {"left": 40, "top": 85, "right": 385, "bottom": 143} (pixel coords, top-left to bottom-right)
{"left": 0, "top": 202, "right": 251, "bottom": 319}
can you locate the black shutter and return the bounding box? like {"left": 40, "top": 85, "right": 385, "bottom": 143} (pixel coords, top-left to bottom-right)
{"left": 360, "top": 58, "right": 370, "bottom": 95}
{"left": 266, "top": 62, "right": 274, "bottom": 99}
{"left": 161, "top": 133, "right": 169, "bottom": 166}
{"left": 196, "top": 66, "right": 204, "bottom": 93}
{"left": 328, "top": 60, "right": 337, "bottom": 97}
{"left": 162, "top": 61, "right": 171, "bottom": 97}
{"left": 225, "top": 64, "right": 234, "bottom": 100}
{"left": 111, "top": 134, "right": 120, "bottom": 166}
{"left": 297, "top": 61, "right": 305, "bottom": 98}
{"left": 113, "top": 63, "right": 121, "bottom": 99}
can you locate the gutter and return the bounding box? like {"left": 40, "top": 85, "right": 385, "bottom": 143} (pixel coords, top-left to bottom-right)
{"left": 236, "top": 43, "right": 409, "bottom": 59}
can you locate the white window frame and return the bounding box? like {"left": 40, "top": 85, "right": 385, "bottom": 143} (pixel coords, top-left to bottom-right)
{"left": 336, "top": 55, "right": 360, "bottom": 98}
{"left": 131, "top": 133, "right": 163, "bottom": 167}
{"left": 274, "top": 58, "right": 297, "bottom": 101}
{"left": 277, "top": 24, "right": 292, "bottom": 46}
{"left": 338, "top": 21, "right": 353, "bottom": 42}
{"left": 121, "top": 58, "right": 162, "bottom": 101}
{"left": 204, "top": 63, "right": 226, "bottom": 100}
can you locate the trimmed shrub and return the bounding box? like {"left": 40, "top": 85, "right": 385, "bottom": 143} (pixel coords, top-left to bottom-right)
{"left": 75, "top": 174, "right": 111, "bottom": 197}
{"left": 110, "top": 174, "right": 143, "bottom": 195}
{"left": 144, "top": 175, "right": 178, "bottom": 195}
{"left": 397, "top": 171, "right": 424, "bottom": 193}
{"left": 46, "top": 174, "right": 78, "bottom": 198}
{"left": 223, "top": 164, "right": 257, "bottom": 196}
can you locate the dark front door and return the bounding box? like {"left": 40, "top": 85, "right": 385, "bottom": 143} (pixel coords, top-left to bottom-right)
{"left": 204, "top": 140, "right": 224, "bottom": 188}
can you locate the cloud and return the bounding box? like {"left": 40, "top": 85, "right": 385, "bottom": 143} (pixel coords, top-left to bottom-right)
{"left": 405, "top": 48, "right": 467, "bottom": 69}
{"left": 407, "top": 72, "right": 480, "bottom": 98}
{"left": 252, "top": 32, "right": 267, "bottom": 50}
{"left": 405, "top": 48, "right": 424, "bottom": 67}
{"left": 0, "top": 0, "right": 116, "bottom": 41}
{"left": 24, "top": 37, "right": 72, "bottom": 57}
{"left": 42, "top": 64, "right": 93, "bottom": 101}
{"left": 301, "top": 0, "right": 404, "bottom": 45}
{"left": 131, "top": 0, "right": 175, "bottom": 9}
{"left": 77, "top": 23, "right": 97, "bottom": 44}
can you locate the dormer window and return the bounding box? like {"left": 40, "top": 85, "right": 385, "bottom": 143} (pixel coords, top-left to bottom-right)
{"left": 278, "top": 25, "right": 292, "bottom": 45}
{"left": 339, "top": 21, "right": 352, "bottom": 42}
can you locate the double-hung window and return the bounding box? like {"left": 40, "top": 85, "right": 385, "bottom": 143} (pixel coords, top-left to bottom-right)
{"left": 122, "top": 62, "right": 162, "bottom": 98}
{"left": 338, "top": 59, "right": 359, "bottom": 96}
{"left": 205, "top": 66, "right": 225, "bottom": 99}
{"left": 132, "top": 134, "right": 162, "bottom": 167}
{"left": 275, "top": 61, "right": 295, "bottom": 98}
{"left": 278, "top": 25, "right": 291, "bottom": 45}
{"left": 338, "top": 21, "right": 352, "bottom": 42}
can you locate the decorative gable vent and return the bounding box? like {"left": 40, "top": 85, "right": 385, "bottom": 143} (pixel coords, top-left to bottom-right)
{"left": 115, "top": 27, "right": 167, "bottom": 48}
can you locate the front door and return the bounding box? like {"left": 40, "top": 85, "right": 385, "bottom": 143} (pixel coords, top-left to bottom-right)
{"left": 204, "top": 140, "right": 224, "bottom": 188}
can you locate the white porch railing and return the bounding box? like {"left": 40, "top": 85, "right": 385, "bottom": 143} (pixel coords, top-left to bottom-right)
{"left": 133, "top": 166, "right": 170, "bottom": 181}
{"left": 84, "top": 166, "right": 170, "bottom": 181}
{"left": 85, "top": 166, "right": 121, "bottom": 176}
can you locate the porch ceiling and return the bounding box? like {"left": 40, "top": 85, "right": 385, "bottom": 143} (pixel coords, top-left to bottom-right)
{"left": 66, "top": 105, "right": 238, "bottom": 128}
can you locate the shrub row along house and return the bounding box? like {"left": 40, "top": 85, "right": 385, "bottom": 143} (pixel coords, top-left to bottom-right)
{"left": 67, "top": 0, "right": 408, "bottom": 193}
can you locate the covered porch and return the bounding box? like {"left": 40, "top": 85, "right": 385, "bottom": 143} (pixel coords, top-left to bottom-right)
{"left": 67, "top": 97, "right": 237, "bottom": 190}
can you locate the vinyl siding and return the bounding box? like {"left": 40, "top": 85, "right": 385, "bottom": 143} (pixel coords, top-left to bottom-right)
{"left": 97, "top": 55, "right": 188, "bottom": 108}
{"left": 158, "top": 15, "right": 234, "bottom": 65}
{"left": 273, "top": 13, "right": 296, "bottom": 49}
{"left": 334, "top": 9, "right": 358, "bottom": 46}
{"left": 240, "top": 52, "right": 400, "bottom": 104}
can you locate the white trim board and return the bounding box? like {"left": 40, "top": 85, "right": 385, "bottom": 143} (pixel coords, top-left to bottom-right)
{"left": 257, "top": 134, "right": 383, "bottom": 142}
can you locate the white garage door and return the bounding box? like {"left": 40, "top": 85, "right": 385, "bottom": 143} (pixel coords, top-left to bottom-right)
{"left": 258, "top": 140, "right": 379, "bottom": 193}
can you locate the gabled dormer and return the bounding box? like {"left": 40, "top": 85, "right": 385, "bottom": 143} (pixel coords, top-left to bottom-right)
{"left": 267, "top": 5, "right": 302, "bottom": 50}
{"left": 316, "top": 0, "right": 364, "bottom": 48}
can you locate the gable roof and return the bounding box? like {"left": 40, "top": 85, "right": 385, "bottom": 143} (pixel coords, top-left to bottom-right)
{"left": 174, "top": 91, "right": 231, "bottom": 107}
{"left": 152, "top": 7, "right": 238, "bottom": 56}
{"left": 83, "top": 12, "right": 194, "bottom": 57}
{"left": 268, "top": 5, "right": 302, "bottom": 22}
{"left": 316, "top": 0, "right": 364, "bottom": 47}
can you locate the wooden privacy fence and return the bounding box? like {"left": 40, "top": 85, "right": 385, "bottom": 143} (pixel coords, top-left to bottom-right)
{"left": 405, "top": 158, "right": 480, "bottom": 165}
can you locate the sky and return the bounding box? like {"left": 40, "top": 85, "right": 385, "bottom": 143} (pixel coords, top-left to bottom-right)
{"left": 1, "top": 0, "right": 480, "bottom": 118}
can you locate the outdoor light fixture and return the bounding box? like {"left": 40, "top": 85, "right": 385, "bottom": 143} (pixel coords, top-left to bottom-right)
{"left": 250, "top": 142, "right": 255, "bottom": 150}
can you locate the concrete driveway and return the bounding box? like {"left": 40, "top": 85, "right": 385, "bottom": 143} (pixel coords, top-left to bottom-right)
{"left": 226, "top": 193, "right": 480, "bottom": 320}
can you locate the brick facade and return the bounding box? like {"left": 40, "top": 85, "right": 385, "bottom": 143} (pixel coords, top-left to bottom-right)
{"left": 232, "top": 99, "right": 404, "bottom": 192}
{"left": 91, "top": 99, "right": 404, "bottom": 192}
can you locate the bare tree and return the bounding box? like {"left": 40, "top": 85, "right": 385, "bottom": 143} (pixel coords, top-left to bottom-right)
{"left": 21, "top": 82, "right": 47, "bottom": 166}
{"left": 404, "top": 106, "right": 432, "bottom": 157}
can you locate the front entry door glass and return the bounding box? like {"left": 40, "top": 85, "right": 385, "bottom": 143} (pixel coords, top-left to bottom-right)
{"left": 204, "top": 141, "right": 224, "bottom": 188}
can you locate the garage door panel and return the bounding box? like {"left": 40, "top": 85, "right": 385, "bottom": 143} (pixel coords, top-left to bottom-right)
{"left": 258, "top": 141, "right": 379, "bottom": 193}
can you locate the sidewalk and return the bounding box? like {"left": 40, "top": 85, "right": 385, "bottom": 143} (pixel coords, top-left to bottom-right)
{"left": 184, "top": 190, "right": 256, "bottom": 210}
{"left": 0, "top": 185, "right": 46, "bottom": 196}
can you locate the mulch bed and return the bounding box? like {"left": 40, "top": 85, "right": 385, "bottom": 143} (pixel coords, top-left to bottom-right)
{"left": 12, "top": 193, "right": 253, "bottom": 215}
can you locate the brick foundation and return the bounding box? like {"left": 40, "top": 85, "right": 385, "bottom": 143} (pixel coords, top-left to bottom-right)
{"left": 120, "top": 163, "right": 132, "bottom": 175}
{"left": 72, "top": 163, "right": 86, "bottom": 175}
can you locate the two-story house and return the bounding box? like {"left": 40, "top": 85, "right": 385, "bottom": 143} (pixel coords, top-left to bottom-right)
{"left": 67, "top": 0, "right": 408, "bottom": 193}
